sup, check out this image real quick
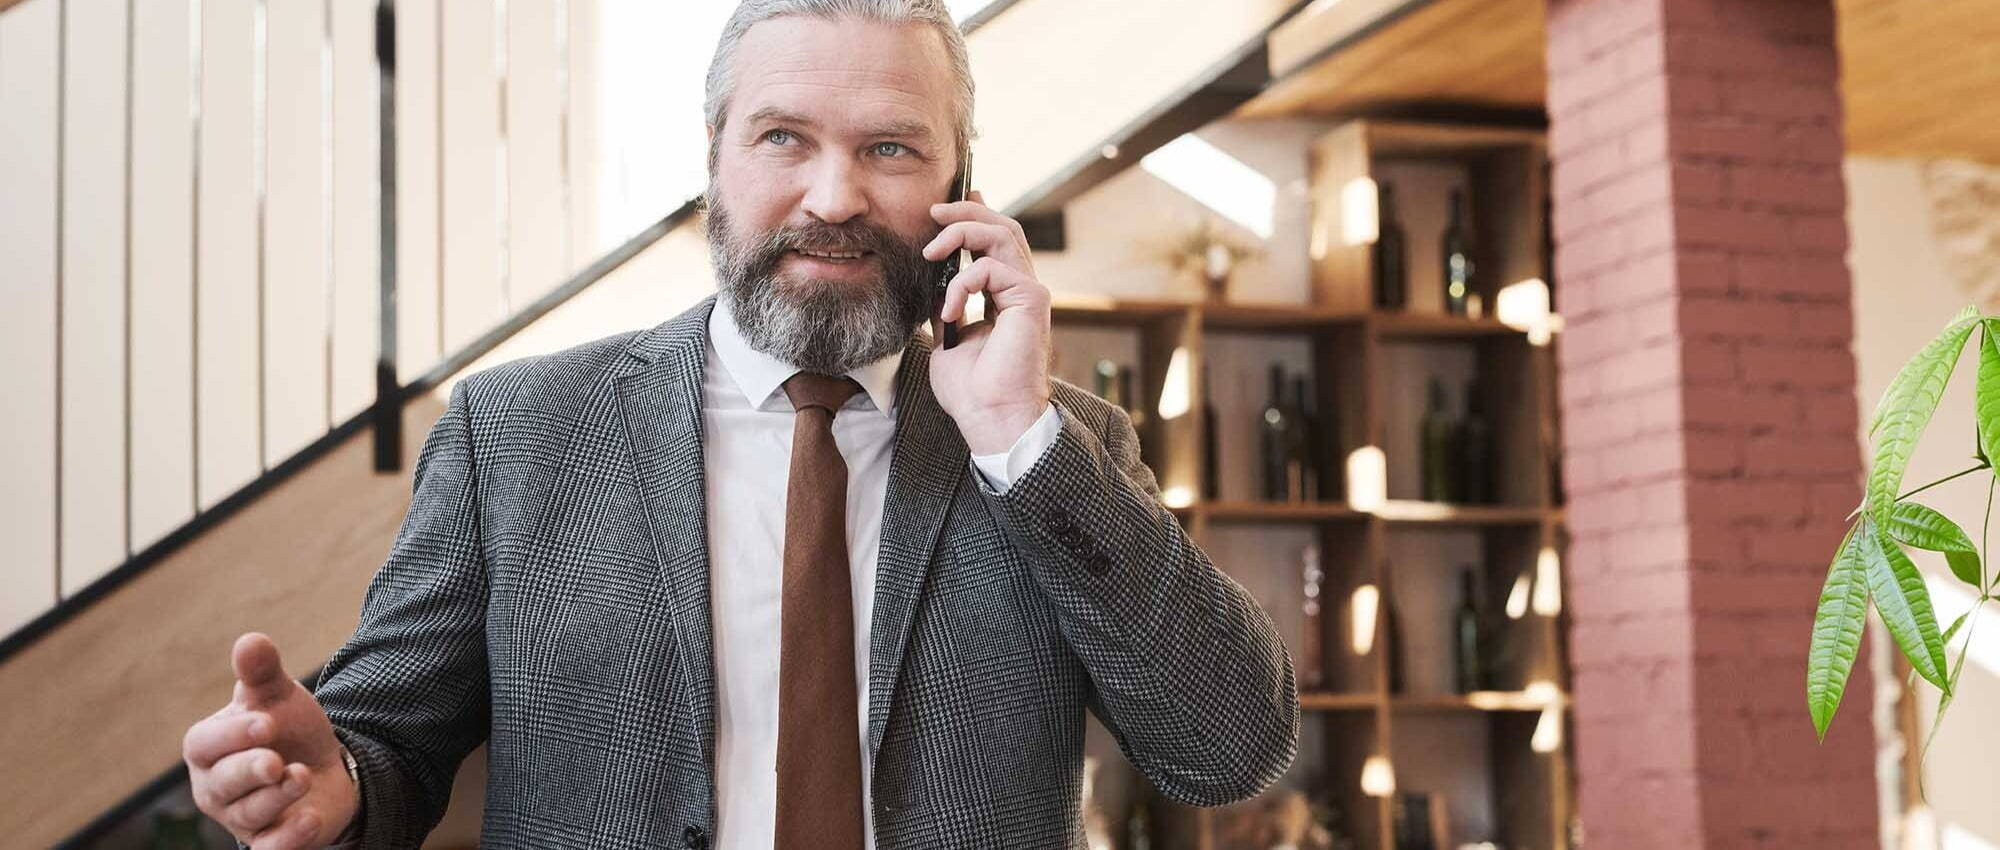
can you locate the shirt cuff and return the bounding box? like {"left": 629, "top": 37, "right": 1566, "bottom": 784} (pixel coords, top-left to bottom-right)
{"left": 969, "top": 402, "right": 1062, "bottom": 494}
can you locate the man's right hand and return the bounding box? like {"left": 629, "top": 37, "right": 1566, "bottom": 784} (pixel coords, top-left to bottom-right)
{"left": 183, "top": 633, "right": 360, "bottom": 848}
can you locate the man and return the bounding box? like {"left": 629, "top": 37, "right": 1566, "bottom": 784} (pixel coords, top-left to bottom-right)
{"left": 180, "top": 1, "right": 1298, "bottom": 847}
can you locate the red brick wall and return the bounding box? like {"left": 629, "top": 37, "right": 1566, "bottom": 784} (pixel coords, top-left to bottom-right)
{"left": 1546, "top": 0, "right": 1878, "bottom": 846}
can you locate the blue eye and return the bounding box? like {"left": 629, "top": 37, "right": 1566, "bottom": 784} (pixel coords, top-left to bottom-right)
{"left": 872, "top": 142, "right": 908, "bottom": 157}
{"left": 763, "top": 129, "right": 794, "bottom": 145}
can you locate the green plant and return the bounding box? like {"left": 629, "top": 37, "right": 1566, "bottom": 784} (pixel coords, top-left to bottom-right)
{"left": 1810, "top": 305, "right": 1997, "bottom": 753}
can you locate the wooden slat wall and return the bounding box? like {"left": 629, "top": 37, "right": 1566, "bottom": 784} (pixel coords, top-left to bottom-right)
{"left": 330, "top": 0, "right": 380, "bottom": 423}
{"left": 130, "top": 0, "right": 199, "bottom": 553}
{"left": 439, "top": 0, "right": 504, "bottom": 352}
{"left": 263, "top": 0, "right": 330, "bottom": 465}
{"left": 2, "top": 0, "right": 600, "bottom": 639}
{"left": 58, "top": 0, "right": 129, "bottom": 593}
{"left": 0, "top": 0, "right": 61, "bottom": 637}
{"left": 195, "top": 0, "right": 261, "bottom": 510}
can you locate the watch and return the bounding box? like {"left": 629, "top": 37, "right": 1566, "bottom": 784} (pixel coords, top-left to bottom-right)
{"left": 338, "top": 744, "right": 359, "bottom": 786}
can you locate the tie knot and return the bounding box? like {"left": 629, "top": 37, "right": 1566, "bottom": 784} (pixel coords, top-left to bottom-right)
{"left": 783, "top": 372, "right": 862, "bottom": 416}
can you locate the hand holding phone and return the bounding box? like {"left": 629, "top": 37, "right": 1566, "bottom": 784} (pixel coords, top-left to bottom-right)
{"left": 930, "top": 152, "right": 972, "bottom": 349}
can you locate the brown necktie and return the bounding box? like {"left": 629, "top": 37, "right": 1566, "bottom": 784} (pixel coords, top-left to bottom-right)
{"left": 774, "top": 372, "right": 866, "bottom": 850}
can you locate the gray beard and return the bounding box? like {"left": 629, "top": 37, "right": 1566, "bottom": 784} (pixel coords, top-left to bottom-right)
{"left": 703, "top": 194, "right": 932, "bottom": 376}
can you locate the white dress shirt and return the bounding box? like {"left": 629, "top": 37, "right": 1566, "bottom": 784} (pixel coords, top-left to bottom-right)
{"left": 702, "top": 297, "right": 1061, "bottom": 850}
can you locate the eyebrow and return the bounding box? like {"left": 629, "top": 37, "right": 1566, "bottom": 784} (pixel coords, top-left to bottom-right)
{"left": 742, "top": 106, "right": 939, "bottom": 147}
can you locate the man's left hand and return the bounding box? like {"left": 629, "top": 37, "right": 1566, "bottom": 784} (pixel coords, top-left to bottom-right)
{"left": 924, "top": 189, "right": 1053, "bottom": 456}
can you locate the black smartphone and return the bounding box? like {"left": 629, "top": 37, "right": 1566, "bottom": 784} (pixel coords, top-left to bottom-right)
{"left": 930, "top": 151, "right": 972, "bottom": 349}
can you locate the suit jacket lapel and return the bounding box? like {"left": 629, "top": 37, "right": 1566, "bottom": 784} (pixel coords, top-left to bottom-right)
{"left": 869, "top": 334, "right": 966, "bottom": 769}
{"left": 611, "top": 295, "right": 721, "bottom": 788}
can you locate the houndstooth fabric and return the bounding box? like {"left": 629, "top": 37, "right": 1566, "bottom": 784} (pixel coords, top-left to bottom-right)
{"left": 307, "top": 294, "right": 1299, "bottom": 849}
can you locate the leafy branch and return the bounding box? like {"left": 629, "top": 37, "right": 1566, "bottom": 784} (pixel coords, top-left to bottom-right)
{"left": 1811, "top": 306, "right": 1997, "bottom": 759}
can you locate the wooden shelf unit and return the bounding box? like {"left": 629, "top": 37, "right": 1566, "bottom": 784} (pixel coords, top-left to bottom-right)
{"left": 1049, "top": 118, "right": 1570, "bottom": 850}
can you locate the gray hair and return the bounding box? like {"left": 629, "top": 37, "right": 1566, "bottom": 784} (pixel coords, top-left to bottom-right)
{"left": 703, "top": 0, "right": 977, "bottom": 172}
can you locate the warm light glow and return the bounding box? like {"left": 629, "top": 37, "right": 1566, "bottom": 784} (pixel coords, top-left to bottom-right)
{"left": 1161, "top": 485, "right": 1196, "bottom": 509}
{"left": 1524, "top": 679, "right": 1561, "bottom": 704}
{"left": 1340, "top": 177, "right": 1379, "bottom": 247}
{"left": 1506, "top": 572, "right": 1531, "bottom": 620}
{"left": 1350, "top": 585, "right": 1380, "bottom": 655}
{"left": 1140, "top": 135, "right": 1276, "bottom": 238}
{"left": 1157, "top": 347, "right": 1192, "bottom": 420}
{"left": 1532, "top": 705, "right": 1563, "bottom": 753}
{"left": 1496, "top": 278, "right": 1565, "bottom": 347}
{"left": 1360, "top": 755, "right": 1396, "bottom": 797}
{"left": 1310, "top": 209, "right": 1330, "bottom": 261}
{"left": 1100, "top": 144, "right": 1121, "bottom": 160}
{"left": 1345, "top": 446, "right": 1386, "bottom": 513}
{"left": 1533, "top": 547, "right": 1563, "bottom": 616}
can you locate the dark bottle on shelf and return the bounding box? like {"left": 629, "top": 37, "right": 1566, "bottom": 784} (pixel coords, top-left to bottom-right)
{"left": 1120, "top": 366, "right": 1151, "bottom": 470}
{"left": 1453, "top": 567, "right": 1485, "bottom": 694}
{"left": 1290, "top": 375, "right": 1320, "bottom": 502}
{"left": 1094, "top": 359, "right": 1119, "bottom": 405}
{"left": 1442, "top": 188, "right": 1474, "bottom": 316}
{"left": 1373, "top": 182, "right": 1408, "bottom": 310}
{"left": 1459, "top": 382, "right": 1492, "bottom": 504}
{"left": 1300, "top": 542, "right": 1326, "bottom": 691}
{"left": 1260, "top": 365, "right": 1292, "bottom": 501}
{"left": 1420, "top": 379, "right": 1457, "bottom": 503}
{"left": 1383, "top": 586, "right": 1406, "bottom": 695}
{"left": 1201, "top": 363, "right": 1220, "bottom": 501}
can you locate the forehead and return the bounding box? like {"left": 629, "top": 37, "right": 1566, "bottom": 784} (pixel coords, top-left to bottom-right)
{"left": 727, "top": 16, "right": 954, "bottom": 135}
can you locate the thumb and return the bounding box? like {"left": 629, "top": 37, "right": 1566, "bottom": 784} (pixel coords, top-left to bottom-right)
{"left": 231, "top": 632, "right": 292, "bottom": 708}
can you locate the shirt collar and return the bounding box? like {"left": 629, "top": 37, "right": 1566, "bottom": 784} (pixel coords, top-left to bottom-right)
{"left": 708, "top": 294, "right": 902, "bottom": 419}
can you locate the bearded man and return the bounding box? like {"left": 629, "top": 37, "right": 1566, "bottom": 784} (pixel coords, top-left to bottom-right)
{"left": 180, "top": 2, "right": 1298, "bottom": 847}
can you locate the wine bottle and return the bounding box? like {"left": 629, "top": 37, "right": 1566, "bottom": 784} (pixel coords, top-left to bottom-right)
{"left": 1094, "top": 359, "right": 1118, "bottom": 404}
{"left": 1374, "top": 182, "right": 1409, "bottom": 310}
{"left": 1120, "top": 366, "right": 1151, "bottom": 470}
{"left": 1201, "top": 363, "right": 1220, "bottom": 501}
{"left": 1301, "top": 542, "right": 1326, "bottom": 691}
{"left": 1442, "top": 188, "right": 1474, "bottom": 316}
{"left": 1459, "top": 383, "right": 1492, "bottom": 504}
{"left": 1291, "top": 375, "right": 1320, "bottom": 502}
{"left": 1453, "top": 567, "right": 1484, "bottom": 694}
{"left": 1260, "top": 365, "right": 1291, "bottom": 501}
{"left": 1384, "top": 586, "right": 1406, "bottom": 695}
{"left": 1420, "top": 379, "right": 1455, "bottom": 503}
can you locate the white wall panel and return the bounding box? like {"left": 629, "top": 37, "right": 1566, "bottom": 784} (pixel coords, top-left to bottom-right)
{"left": 0, "top": 0, "right": 62, "bottom": 635}
{"left": 438, "top": 0, "right": 503, "bottom": 353}
{"left": 261, "top": 0, "right": 329, "bottom": 464}
{"left": 565, "top": 0, "right": 598, "bottom": 274}
{"left": 506, "top": 0, "right": 566, "bottom": 305}
{"left": 59, "top": 0, "right": 132, "bottom": 593}
{"left": 196, "top": 0, "right": 263, "bottom": 508}
{"left": 395, "top": 0, "right": 440, "bottom": 382}
{"left": 129, "top": 0, "right": 198, "bottom": 551}
{"left": 329, "top": 0, "right": 379, "bottom": 423}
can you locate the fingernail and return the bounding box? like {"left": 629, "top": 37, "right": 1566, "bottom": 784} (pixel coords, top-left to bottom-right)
{"left": 282, "top": 775, "right": 303, "bottom": 795}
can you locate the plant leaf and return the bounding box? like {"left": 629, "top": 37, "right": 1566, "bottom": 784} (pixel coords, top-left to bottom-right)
{"left": 1808, "top": 525, "right": 1869, "bottom": 740}
{"left": 1979, "top": 321, "right": 2000, "bottom": 473}
{"left": 1870, "top": 308, "right": 1977, "bottom": 439}
{"left": 1942, "top": 610, "right": 1971, "bottom": 647}
{"left": 1868, "top": 318, "right": 1978, "bottom": 516}
{"left": 1861, "top": 523, "right": 1952, "bottom": 691}
{"left": 1883, "top": 501, "right": 1983, "bottom": 586}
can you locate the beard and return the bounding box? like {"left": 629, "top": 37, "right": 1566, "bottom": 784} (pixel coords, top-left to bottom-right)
{"left": 703, "top": 191, "right": 933, "bottom": 376}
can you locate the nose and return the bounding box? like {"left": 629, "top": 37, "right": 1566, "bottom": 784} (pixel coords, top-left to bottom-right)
{"left": 799, "top": 157, "right": 869, "bottom": 225}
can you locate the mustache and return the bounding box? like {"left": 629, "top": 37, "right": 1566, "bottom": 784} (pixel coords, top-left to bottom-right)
{"left": 745, "top": 219, "right": 920, "bottom": 270}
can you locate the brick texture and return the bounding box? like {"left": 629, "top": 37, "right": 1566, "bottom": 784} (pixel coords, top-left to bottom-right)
{"left": 1546, "top": 0, "right": 1878, "bottom": 847}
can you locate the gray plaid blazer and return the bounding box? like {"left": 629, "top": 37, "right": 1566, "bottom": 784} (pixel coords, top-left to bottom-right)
{"left": 312, "top": 294, "right": 1298, "bottom": 849}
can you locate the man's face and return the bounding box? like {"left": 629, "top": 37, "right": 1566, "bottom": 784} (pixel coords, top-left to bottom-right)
{"left": 704, "top": 15, "right": 961, "bottom": 374}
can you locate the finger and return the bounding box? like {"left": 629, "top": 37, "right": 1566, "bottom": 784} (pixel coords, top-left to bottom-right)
{"left": 248, "top": 805, "right": 322, "bottom": 850}
{"left": 221, "top": 763, "right": 310, "bottom": 835}
{"left": 968, "top": 188, "right": 985, "bottom": 205}
{"left": 231, "top": 632, "right": 291, "bottom": 708}
{"left": 941, "top": 257, "right": 997, "bottom": 323}
{"left": 184, "top": 710, "right": 273, "bottom": 770}
{"left": 923, "top": 220, "right": 1027, "bottom": 270}
{"left": 946, "top": 257, "right": 1045, "bottom": 322}
{"left": 207, "top": 747, "right": 287, "bottom": 810}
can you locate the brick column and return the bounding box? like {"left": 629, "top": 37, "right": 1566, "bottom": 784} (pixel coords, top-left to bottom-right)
{"left": 1546, "top": 0, "right": 1878, "bottom": 847}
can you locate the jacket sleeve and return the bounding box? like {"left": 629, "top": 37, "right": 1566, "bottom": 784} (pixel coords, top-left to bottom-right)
{"left": 310, "top": 379, "right": 494, "bottom": 847}
{"left": 972, "top": 387, "right": 1300, "bottom": 806}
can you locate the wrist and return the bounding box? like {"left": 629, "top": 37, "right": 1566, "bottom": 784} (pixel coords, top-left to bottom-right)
{"left": 960, "top": 400, "right": 1050, "bottom": 455}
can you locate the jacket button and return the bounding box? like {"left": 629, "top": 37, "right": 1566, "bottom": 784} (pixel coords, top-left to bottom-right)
{"left": 1086, "top": 554, "right": 1113, "bottom": 576}
{"left": 1046, "top": 506, "right": 1072, "bottom": 531}
{"left": 683, "top": 825, "right": 707, "bottom": 849}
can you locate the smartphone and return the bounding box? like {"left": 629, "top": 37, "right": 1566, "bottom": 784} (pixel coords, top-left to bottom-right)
{"left": 930, "top": 151, "right": 972, "bottom": 349}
